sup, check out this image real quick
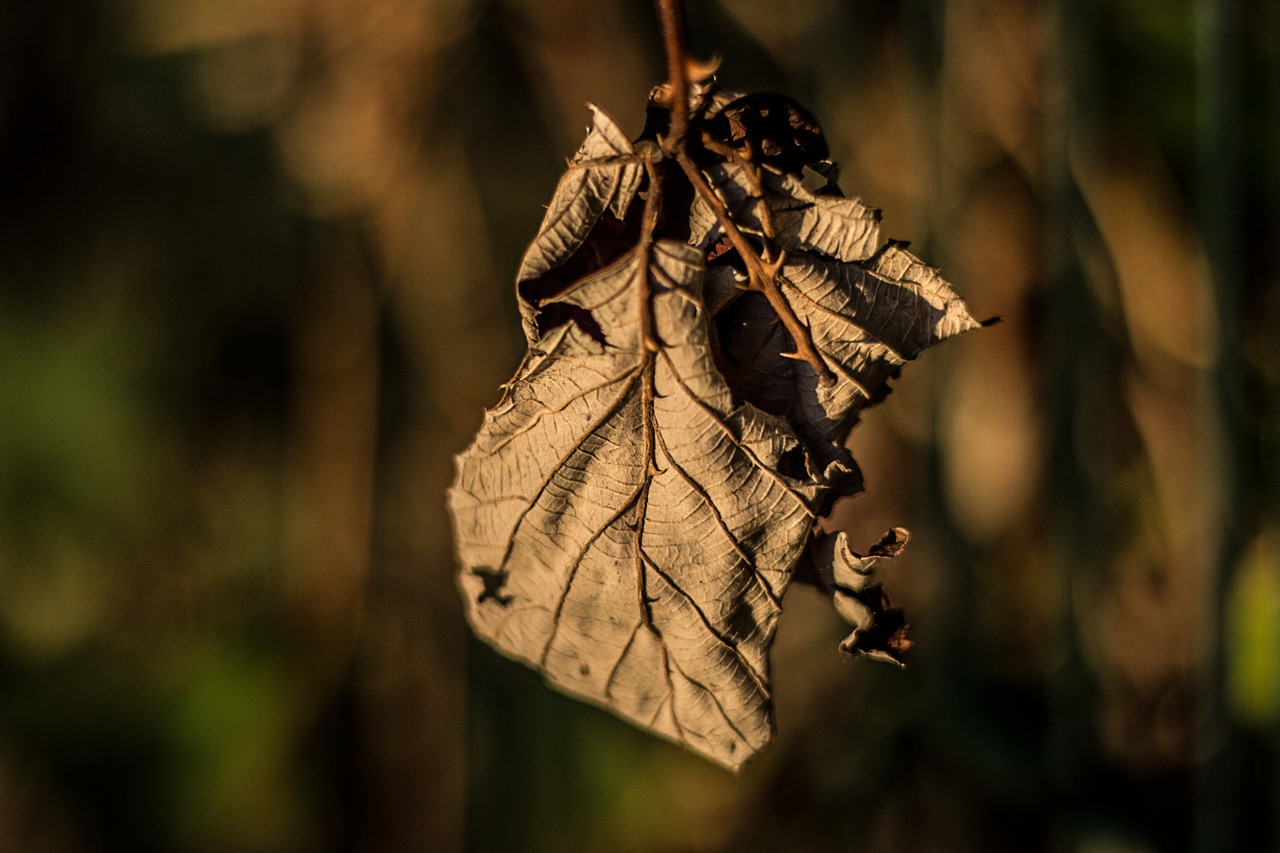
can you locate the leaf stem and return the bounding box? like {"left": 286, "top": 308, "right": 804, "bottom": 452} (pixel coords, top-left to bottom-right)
{"left": 634, "top": 154, "right": 664, "bottom": 630}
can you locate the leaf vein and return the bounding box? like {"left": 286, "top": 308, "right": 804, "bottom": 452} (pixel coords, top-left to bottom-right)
{"left": 657, "top": 347, "right": 817, "bottom": 516}
{"left": 640, "top": 549, "right": 770, "bottom": 698}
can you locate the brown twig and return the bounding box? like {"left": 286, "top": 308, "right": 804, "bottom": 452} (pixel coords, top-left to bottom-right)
{"left": 678, "top": 156, "right": 833, "bottom": 384}
{"left": 700, "top": 135, "right": 780, "bottom": 260}
{"left": 656, "top": 0, "right": 691, "bottom": 150}
{"left": 653, "top": 0, "right": 834, "bottom": 386}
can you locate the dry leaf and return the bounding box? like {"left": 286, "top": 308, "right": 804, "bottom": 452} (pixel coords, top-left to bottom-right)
{"left": 706, "top": 239, "right": 980, "bottom": 474}
{"left": 516, "top": 106, "right": 645, "bottom": 343}
{"left": 451, "top": 239, "right": 826, "bottom": 770}
{"left": 810, "top": 528, "right": 912, "bottom": 664}
{"left": 693, "top": 161, "right": 882, "bottom": 264}
{"left": 449, "top": 80, "right": 979, "bottom": 771}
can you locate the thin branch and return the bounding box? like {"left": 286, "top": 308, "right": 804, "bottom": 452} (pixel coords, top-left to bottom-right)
{"left": 700, "top": 135, "right": 780, "bottom": 260}
{"left": 653, "top": 0, "right": 834, "bottom": 386}
{"left": 634, "top": 152, "right": 665, "bottom": 630}
{"left": 677, "top": 154, "right": 835, "bottom": 385}
{"left": 657, "top": 0, "right": 691, "bottom": 149}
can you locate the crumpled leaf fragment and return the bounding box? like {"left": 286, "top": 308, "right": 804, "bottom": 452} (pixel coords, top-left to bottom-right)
{"left": 692, "top": 162, "right": 882, "bottom": 264}
{"left": 451, "top": 239, "right": 825, "bottom": 771}
{"left": 700, "top": 93, "right": 829, "bottom": 175}
{"left": 705, "top": 199, "right": 980, "bottom": 476}
{"left": 516, "top": 105, "right": 644, "bottom": 342}
{"left": 810, "top": 528, "right": 912, "bottom": 664}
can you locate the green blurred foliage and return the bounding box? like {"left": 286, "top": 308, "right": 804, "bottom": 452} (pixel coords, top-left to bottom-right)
{"left": 0, "top": 0, "right": 1277, "bottom": 851}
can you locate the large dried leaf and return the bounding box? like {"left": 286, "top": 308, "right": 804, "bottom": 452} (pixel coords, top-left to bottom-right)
{"left": 450, "top": 239, "right": 824, "bottom": 770}
{"left": 451, "top": 77, "right": 984, "bottom": 773}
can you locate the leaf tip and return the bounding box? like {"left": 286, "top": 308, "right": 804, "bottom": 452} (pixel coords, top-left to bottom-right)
{"left": 869, "top": 527, "right": 910, "bottom": 558}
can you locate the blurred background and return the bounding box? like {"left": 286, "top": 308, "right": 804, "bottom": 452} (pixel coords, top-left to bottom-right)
{"left": 1, "top": 0, "right": 1277, "bottom": 850}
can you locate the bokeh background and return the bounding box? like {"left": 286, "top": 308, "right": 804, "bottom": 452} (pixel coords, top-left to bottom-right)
{"left": 2, "top": 0, "right": 1278, "bottom": 850}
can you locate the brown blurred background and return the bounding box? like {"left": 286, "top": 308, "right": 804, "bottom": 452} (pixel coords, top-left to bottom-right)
{"left": 1, "top": 0, "right": 1277, "bottom": 850}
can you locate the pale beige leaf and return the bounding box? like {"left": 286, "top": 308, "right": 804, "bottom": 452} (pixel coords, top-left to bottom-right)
{"left": 450, "top": 240, "right": 824, "bottom": 771}
{"left": 452, "top": 77, "right": 986, "bottom": 772}
{"left": 709, "top": 241, "right": 980, "bottom": 476}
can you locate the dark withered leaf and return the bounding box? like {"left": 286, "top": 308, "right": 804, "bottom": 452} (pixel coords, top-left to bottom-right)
{"left": 698, "top": 93, "right": 829, "bottom": 176}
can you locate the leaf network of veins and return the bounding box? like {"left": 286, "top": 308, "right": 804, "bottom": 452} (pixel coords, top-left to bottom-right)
{"left": 472, "top": 242, "right": 816, "bottom": 715}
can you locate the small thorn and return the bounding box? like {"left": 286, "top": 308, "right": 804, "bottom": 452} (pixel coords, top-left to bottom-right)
{"left": 762, "top": 253, "right": 787, "bottom": 279}
{"left": 779, "top": 350, "right": 836, "bottom": 385}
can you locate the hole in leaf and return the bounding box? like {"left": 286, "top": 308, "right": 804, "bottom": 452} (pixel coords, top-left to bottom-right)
{"left": 536, "top": 302, "right": 607, "bottom": 346}
{"left": 518, "top": 201, "right": 644, "bottom": 306}
{"left": 473, "top": 566, "right": 514, "bottom": 607}
{"left": 775, "top": 445, "right": 808, "bottom": 480}
{"left": 801, "top": 162, "right": 844, "bottom": 197}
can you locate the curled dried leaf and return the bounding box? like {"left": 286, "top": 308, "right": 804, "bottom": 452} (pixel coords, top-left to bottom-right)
{"left": 810, "top": 529, "right": 912, "bottom": 665}
{"left": 516, "top": 106, "right": 645, "bottom": 342}
{"left": 706, "top": 239, "right": 979, "bottom": 479}
{"left": 692, "top": 161, "right": 882, "bottom": 263}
